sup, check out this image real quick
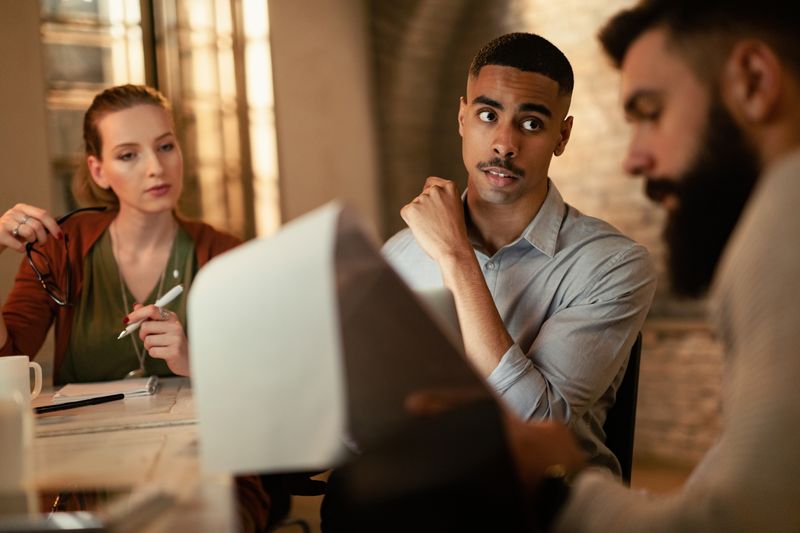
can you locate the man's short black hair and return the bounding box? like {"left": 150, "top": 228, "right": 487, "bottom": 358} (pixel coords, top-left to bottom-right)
{"left": 599, "top": 0, "right": 800, "bottom": 74}
{"left": 470, "top": 32, "right": 574, "bottom": 95}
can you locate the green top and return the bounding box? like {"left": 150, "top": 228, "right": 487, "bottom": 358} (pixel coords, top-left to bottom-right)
{"left": 60, "top": 226, "right": 197, "bottom": 383}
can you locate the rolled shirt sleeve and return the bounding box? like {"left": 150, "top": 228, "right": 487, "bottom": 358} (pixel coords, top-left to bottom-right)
{"left": 487, "top": 244, "right": 656, "bottom": 424}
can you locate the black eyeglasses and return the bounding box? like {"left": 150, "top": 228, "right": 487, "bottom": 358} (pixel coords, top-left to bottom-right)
{"left": 26, "top": 206, "right": 107, "bottom": 306}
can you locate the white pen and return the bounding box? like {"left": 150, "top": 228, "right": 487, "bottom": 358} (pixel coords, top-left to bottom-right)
{"left": 117, "top": 284, "right": 184, "bottom": 340}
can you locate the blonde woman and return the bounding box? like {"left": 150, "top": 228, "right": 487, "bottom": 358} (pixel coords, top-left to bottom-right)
{"left": 0, "top": 85, "right": 240, "bottom": 383}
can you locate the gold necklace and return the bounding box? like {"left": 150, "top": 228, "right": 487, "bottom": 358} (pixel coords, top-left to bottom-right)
{"left": 111, "top": 221, "right": 180, "bottom": 379}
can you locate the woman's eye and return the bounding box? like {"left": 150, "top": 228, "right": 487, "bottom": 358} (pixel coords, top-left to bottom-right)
{"left": 160, "top": 142, "right": 174, "bottom": 152}
{"left": 118, "top": 152, "right": 135, "bottom": 161}
{"left": 478, "top": 110, "right": 496, "bottom": 123}
{"left": 521, "top": 118, "right": 543, "bottom": 132}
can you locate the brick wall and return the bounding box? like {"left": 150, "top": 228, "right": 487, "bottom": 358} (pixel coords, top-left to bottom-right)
{"left": 637, "top": 321, "right": 723, "bottom": 465}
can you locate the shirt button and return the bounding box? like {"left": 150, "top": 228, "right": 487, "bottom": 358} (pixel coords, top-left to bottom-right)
{"left": 485, "top": 261, "right": 495, "bottom": 271}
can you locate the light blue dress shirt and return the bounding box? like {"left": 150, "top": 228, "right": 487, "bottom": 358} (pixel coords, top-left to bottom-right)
{"left": 383, "top": 180, "right": 657, "bottom": 473}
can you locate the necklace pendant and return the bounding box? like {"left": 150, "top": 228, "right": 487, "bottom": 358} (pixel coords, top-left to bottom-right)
{"left": 173, "top": 269, "right": 179, "bottom": 279}
{"left": 125, "top": 367, "right": 146, "bottom": 379}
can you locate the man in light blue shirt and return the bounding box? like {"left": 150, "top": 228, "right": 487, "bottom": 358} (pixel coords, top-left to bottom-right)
{"left": 383, "top": 32, "right": 656, "bottom": 473}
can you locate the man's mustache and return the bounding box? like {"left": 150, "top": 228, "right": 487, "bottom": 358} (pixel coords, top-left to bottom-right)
{"left": 645, "top": 177, "right": 682, "bottom": 203}
{"left": 477, "top": 158, "right": 526, "bottom": 178}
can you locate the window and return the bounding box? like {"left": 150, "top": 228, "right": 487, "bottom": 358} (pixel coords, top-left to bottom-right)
{"left": 39, "top": 0, "right": 280, "bottom": 238}
{"left": 40, "top": 0, "right": 146, "bottom": 214}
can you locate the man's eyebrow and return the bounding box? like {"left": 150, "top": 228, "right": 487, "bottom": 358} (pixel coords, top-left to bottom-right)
{"left": 472, "top": 96, "right": 553, "bottom": 118}
{"left": 519, "top": 102, "right": 552, "bottom": 118}
{"left": 472, "top": 95, "right": 503, "bottom": 109}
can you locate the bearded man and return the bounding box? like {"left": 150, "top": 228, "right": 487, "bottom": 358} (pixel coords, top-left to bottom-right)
{"left": 497, "top": 1, "right": 800, "bottom": 531}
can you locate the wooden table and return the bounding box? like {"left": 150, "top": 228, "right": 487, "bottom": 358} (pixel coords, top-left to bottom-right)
{"left": 24, "top": 377, "right": 239, "bottom": 532}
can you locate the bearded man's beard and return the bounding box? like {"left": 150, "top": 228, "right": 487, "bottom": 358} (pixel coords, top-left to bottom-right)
{"left": 646, "top": 102, "right": 759, "bottom": 297}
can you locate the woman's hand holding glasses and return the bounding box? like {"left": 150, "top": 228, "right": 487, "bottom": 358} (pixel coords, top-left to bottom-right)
{"left": 4, "top": 205, "right": 106, "bottom": 306}
{"left": 0, "top": 203, "right": 62, "bottom": 254}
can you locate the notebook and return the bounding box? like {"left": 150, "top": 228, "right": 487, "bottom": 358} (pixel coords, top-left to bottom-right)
{"left": 52, "top": 376, "right": 159, "bottom": 403}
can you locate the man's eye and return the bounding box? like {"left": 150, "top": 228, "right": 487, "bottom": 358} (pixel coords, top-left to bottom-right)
{"left": 633, "top": 104, "right": 662, "bottom": 122}
{"left": 478, "top": 110, "right": 496, "bottom": 122}
{"left": 641, "top": 110, "right": 661, "bottom": 122}
{"left": 521, "top": 118, "right": 543, "bottom": 132}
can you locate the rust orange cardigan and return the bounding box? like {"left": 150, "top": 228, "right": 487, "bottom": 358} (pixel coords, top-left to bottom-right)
{"left": 0, "top": 210, "right": 241, "bottom": 384}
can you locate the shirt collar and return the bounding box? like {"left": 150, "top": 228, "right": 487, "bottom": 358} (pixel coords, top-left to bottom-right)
{"left": 461, "top": 179, "right": 566, "bottom": 258}
{"left": 518, "top": 179, "right": 565, "bottom": 258}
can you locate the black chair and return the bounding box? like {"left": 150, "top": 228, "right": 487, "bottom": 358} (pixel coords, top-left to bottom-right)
{"left": 261, "top": 472, "right": 325, "bottom": 532}
{"left": 602, "top": 332, "right": 642, "bottom": 485}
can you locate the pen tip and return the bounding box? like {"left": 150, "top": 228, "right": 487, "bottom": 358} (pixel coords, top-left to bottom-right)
{"left": 117, "top": 331, "right": 127, "bottom": 340}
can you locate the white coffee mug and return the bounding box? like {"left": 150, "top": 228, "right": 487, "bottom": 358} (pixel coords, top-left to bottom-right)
{"left": 0, "top": 390, "right": 35, "bottom": 515}
{"left": 0, "top": 391, "right": 26, "bottom": 491}
{"left": 0, "top": 355, "right": 42, "bottom": 446}
{"left": 0, "top": 355, "right": 42, "bottom": 401}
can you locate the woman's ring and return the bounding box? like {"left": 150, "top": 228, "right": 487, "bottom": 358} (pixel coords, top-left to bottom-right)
{"left": 159, "top": 308, "right": 169, "bottom": 320}
{"left": 11, "top": 215, "right": 29, "bottom": 238}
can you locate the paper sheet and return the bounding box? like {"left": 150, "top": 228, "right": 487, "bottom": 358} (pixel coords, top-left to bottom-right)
{"left": 53, "top": 376, "right": 159, "bottom": 403}
{"left": 190, "top": 202, "right": 347, "bottom": 474}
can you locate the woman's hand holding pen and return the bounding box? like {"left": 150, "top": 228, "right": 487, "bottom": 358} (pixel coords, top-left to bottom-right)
{"left": 124, "top": 304, "right": 190, "bottom": 376}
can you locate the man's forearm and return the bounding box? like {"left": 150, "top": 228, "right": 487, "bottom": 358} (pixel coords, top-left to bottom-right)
{"left": 438, "top": 252, "right": 514, "bottom": 377}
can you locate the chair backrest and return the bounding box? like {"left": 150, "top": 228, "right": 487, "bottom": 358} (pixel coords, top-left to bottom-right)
{"left": 602, "top": 332, "right": 642, "bottom": 485}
